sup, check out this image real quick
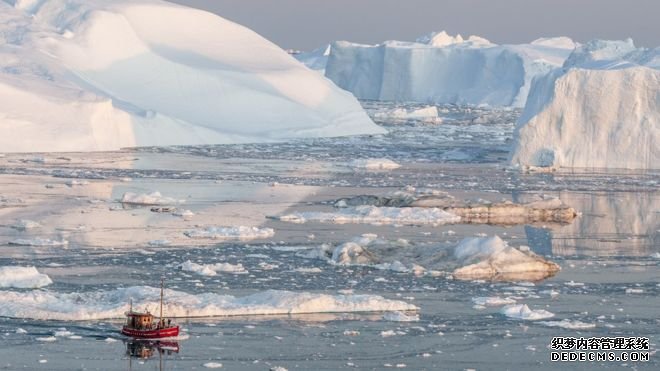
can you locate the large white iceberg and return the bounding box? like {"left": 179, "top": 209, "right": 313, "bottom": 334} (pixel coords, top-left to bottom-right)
{"left": 0, "top": 0, "right": 384, "bottom": 152}
{"left": 0, "top": 287, "right": 418, "bottom": 320}
{"left": 323, "top": 31, "right": 576, "bottom": 107}
{"left": 510, "top": 39, "right": 660, "bottom": 169}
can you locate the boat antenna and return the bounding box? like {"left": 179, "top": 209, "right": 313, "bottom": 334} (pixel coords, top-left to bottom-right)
{"left": 160, "top": 277, "right": 164, "bottom": 321}
{"left": 129, "top": 298, "right": 133, "bottom": 313}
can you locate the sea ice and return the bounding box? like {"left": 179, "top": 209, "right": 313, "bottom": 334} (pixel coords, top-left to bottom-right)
{"left": 538, "top": 319, "right": 596, "bottom": 329}
{"left": 121, "top": 191, "right": 183, "bottom": 205}
{"left": 471, "top": 297, "right": 517, "bottom": 306}
{"left": 184, "top": 226, "right": 275, "bottom": 240}
{"left": 348, "top": 159, "right": 402, "bottom": 170}
{"left": 500, "top": 304, "right": 554, "bottom": 320}
{"left": 452, "top": 236, "right": 560, "bottom": 281}
{"left": 276, "top": 206, "right": 460, "bottom": 226}
{"left": 181, "top": 260, "right": 248, "bottom": 276}
{"left": 9, "top": 238, "right": 68, "bottom": 247}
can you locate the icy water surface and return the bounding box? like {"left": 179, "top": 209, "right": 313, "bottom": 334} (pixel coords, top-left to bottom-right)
{"left": 0, "top": 102, "right": 658, "bottom": 370}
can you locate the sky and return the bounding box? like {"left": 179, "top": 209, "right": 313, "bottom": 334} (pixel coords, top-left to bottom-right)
{"left": 169, "top": 0, "right": 659, "bottom": 50}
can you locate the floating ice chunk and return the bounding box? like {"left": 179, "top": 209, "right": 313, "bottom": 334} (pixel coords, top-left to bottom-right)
{"left": 16, "top": 328, "right": 27, "bottom": 334}
{"left": 471, "top": 297, "right": 517, "bottom": 306}
{"left": 625, "top": 288, "right": 644, "bottom": 294}
{"left": 9, "top": 238, "right": 68, "bottom": 247}
{"left": 181, "top": 260, "right": 248, "bottom": 276}
{"left": 121, "top": 192, "right": 183, "bottom": 205}
{"left": 184, "top": 226, "right": 274, "bottom": 240}
{"left": 277, "top": 206, "right": 460, "bottom": 226}
{"left": 331, "top": 242, "right": 376, "bottom": 265}
{"left": 383, "top": 311, "right": 420, "bottom": 322}
{"left": 173, "top": 209, "right": 195, "bottom": 218}
{"left": 539, "top": 319, "right": 596, "bottom": 329}
{"left": 147, "top": 239, "right": 171, "bottom": 247}
{"left": 380, "top": 330, "right": 398, "bottom": 337}
{"left": 0, "top": 287, "right": 417, "bottom": 320}
{"left": 374, "top": 261, "right": 410, "bottom": 273}
{"left": 0, "top": 267, "right": 52, "bottom": 288}
{"left": 203, "top": 362, "right": 223, "bottom": 368}
{"left": 500, "top": 304, "right": 554, "bottom": 320}
{"left": 270, "top": 367, "right": 288, "bottom": 371}
{"left": 9, "top": 219, "right": 41, "bottom": 230}
{"left": 452, "top": 236, "right": 560, "bottom": 281}
{"left": 65, "top": 180, "right": 89, "bottom": 187}
{"left": 374, "top": 106, "right": 442, "bottom": 123}
{"left": 53, "top": 329, "right": 73, "bottom": 337}
{"left": 348, "top": 159, "right": 401, "bottom": 170}
{"left": 36, "top": 336, "right": 57, "bottom": 342}
{"left": 293, "top": 267, "right": 323, "bottom": 273}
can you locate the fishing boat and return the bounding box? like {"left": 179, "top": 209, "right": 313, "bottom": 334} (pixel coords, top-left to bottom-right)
{"left": 121, "top": 279, "right": 180, "bottom": 339}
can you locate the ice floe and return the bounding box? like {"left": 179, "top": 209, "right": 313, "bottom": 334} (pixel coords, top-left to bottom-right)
{"left": 348, "top": 159, "right": 401, "bottom": 170}
{"left": 383, "top": 311, "right": 420, "bottom": 322}
{"left": 180, "top": 260, "right": 248, "bottom": 276}
{"left": 9, "top": 238, "right": 69, "bottom": 247}
{"left": 0, "top": 266, "right": 52, "bottom": 288}
{"left": 0, "top": 287, "right": 418, "bottom": 320}
{"left": 452, "top": 236, "right": 560, "bottom": 281}
{"left": 471, "top": 297, "right": 517, "bottom": 306}
{"left": 539, "top": 319, "right": 596, "bottom": 329}
{"left": 276, "top": 205, "right": 460, "bottom": 226}
{"left": 9, "top": 219, "right": 41, "bottom": 230}
{"left": 500, "top": 304, "right": 554, "bottom": 320}
{"left": 121, "top": 191, "right": 183, "bottom": 205}
{"left": 184, "top": 226, "right": 275, "bottom": 241}
{"left": 374, "top": 106, "right": 442, "bottom": 123}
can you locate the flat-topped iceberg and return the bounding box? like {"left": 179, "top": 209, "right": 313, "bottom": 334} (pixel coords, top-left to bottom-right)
{"left": 0, "top": 287, "right": 418, "bottom": 320}
{"left": 511, "top": 39, "right": 659, "bottom": 170}
{"left": 323, "top": 31, "right": 576, "bottom": 107}
{"left": 0, "top": 0, "right": 384, "bottom": 152}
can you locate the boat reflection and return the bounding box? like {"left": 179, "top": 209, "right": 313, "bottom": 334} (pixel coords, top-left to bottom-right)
{"left": 126, "top": 339, "right": 179, "bottom": 370}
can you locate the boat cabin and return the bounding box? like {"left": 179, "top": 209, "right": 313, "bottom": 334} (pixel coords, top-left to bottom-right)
{"left": 126, "top": 311, "right": 154, "bottom": 330}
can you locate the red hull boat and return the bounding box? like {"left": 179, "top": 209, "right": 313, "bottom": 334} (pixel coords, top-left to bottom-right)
{"left": 121, "top": 324, "right": 179, "bottom": 339}
{"left": 121, "top": 279, "right": 180, "bottom": 339}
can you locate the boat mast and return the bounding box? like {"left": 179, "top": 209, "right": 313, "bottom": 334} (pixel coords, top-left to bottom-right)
{"left": 160, "top": 278, "right": 164, "bottom": 321}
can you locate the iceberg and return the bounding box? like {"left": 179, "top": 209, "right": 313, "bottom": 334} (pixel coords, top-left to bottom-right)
{"left": 510, "top": 39, "right": 660, "bottom": 169}
{"left": 323, "top": 31, "right": 576, "bottom": 107}
{"left": 0, "top": 287, "right": 418, "bottom": 320}
{"left": 0, "top": 266, "right": 52, "bottom": 288}
{"left": 0, "top": 0, "right": 384, "bottom": 153}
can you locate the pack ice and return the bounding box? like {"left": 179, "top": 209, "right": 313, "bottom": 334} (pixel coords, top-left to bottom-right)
{"left": 323, "top": 31, "right": 577, "bottom": 107}
{"left": 511, "top": 39, "right": 660, "bottom": 170}
{"left": 0, "top": 0, "right": 384, "bottom": 152}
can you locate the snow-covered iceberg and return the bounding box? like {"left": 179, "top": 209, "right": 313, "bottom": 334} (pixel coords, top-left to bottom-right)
{"left": 0, "top": 266, "right": 52, "bottom": 288}
{"left": 0, "top": 287, "right": 418, "bottom": 320}
{"left": 323, "top": 31, "right": 576, "bottom": 107}
{"left": 0, "top": 0, "right": 384, "bottom": 152}
{"left": 452, "top": 236, "right": 560, "bottom": 281}
{"left": 510, "top": 39, "right": 660, "bottom": 169}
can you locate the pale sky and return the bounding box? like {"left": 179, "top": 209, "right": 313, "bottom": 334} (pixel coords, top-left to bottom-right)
{"left": 168, "top": 0, "right": 659, "bottom": 50}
